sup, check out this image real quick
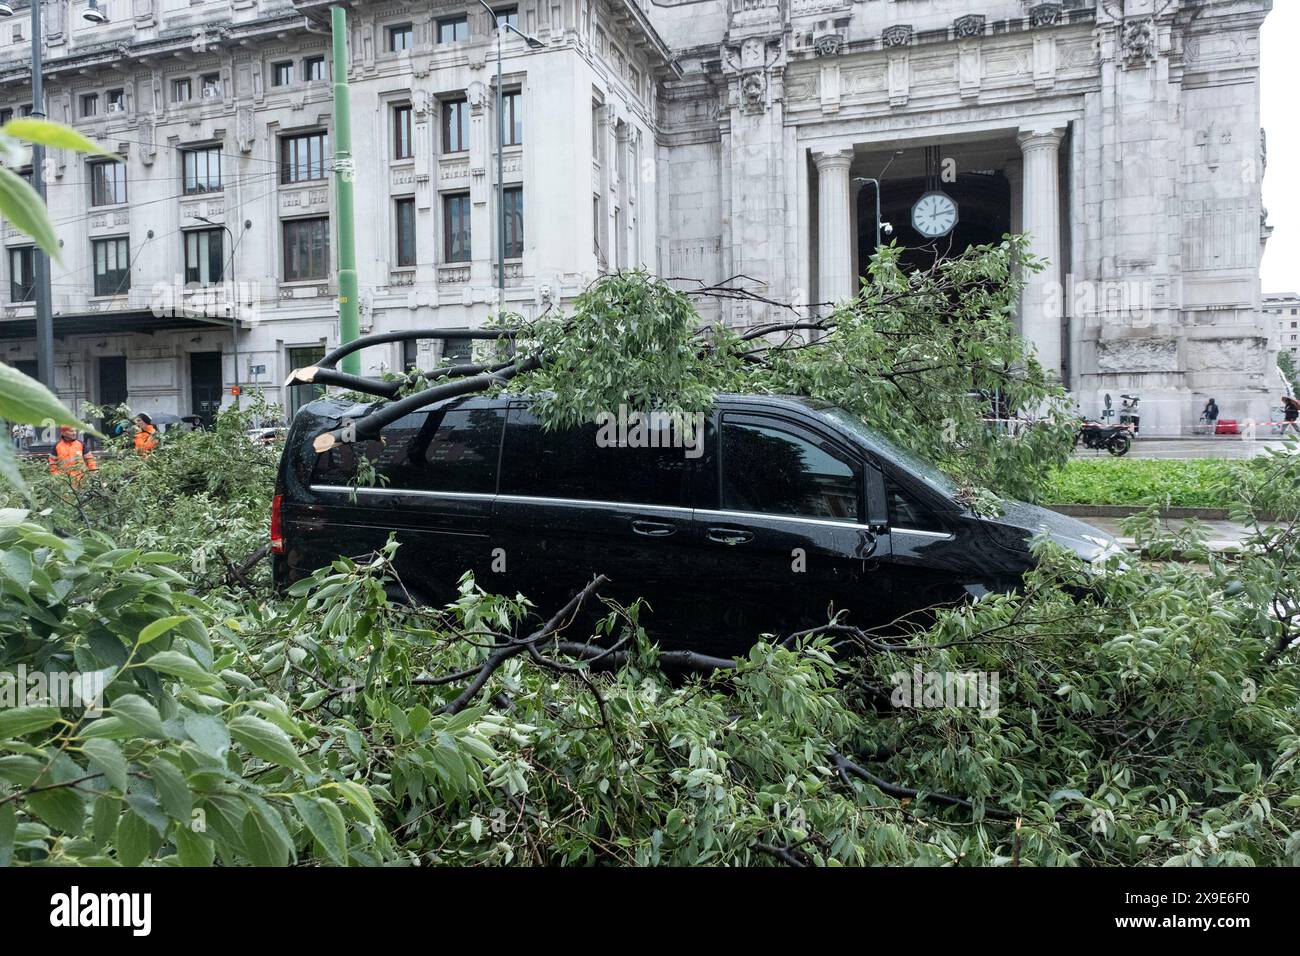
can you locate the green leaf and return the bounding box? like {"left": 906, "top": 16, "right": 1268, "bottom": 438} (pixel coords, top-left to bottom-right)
{"left": 0, "top": 706, "right": 62, "bottom": 739}
{"left": 138, "top": 615, "right": 192, "bottom": 647}
{"left": 149, "top": 757, "right": 192, "bottom": 823}
{"left": 240, "top": 802, "right": 291, "bottom": 866}
{"left": 91, "top": 795, "right": 121, "bottom": 848}
{"left": 0, "top": 802, "right": 15, "bottom": 867}
{"left": 2, "top": 118, "right": 118, "bottom": 156}
{"left": 0, "top": 167, "right": 58, "bottom": 259}
{"left": 109, "top": 694, "right": 165, "bottom": 739}
{"left": 183, "top": 712, "right": 231, "bottom": 759}
{"left": 143, "top": 649, "right": 219, "bottom": 685}
{"left": 173, "top": 826, "right": 215, "bottom": 867}
{"left": 28, "top": 786, "right": 87, "bottom": 835}
{"left": 80, "top": 738, "right": 128, "bottom": 792}
{"left": 229, "top": 714, "right": 308, "bottom": 772}
{"left": 291, "top": 794, "right": 348, "bottom": 866}
{"left": 0, "top": 360, "right": 88, "bottom": 430}
{"left": 115, "top": 809, "right": 152, "bottom": 866}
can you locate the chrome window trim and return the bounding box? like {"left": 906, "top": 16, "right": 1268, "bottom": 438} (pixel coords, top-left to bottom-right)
{"left": 701, "top": 507, "right": 869, "bottom": 533}
{"left": 891, "top": 527, "right": 955, "bottom": 541}
{"left": 309, "top": 485, "right": 953, "bottom": 539}
{"left": 496, "top": 494, "right": 692, "bottom": 518}
{"left": 310, "top": 484, "right": 494, "bottom": 502}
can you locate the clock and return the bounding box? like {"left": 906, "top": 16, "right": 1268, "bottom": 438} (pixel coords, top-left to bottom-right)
{"left": 911, "top": 190, "right": 959, "bottom": 239}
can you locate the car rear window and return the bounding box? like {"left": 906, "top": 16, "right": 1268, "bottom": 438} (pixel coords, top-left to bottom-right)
{"left": 499, "top": 407, "right": 692, "bottom": 508}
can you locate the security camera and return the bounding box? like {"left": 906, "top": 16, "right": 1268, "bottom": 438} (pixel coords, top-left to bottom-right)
{"left": 882, "top": 222, "right": 894, "bottom": 236}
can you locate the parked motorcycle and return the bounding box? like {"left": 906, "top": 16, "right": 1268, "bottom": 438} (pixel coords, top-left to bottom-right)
{"left": 1118, "top": 393, "right": 1141, "bottom": 435}
{"left": 1077, "top": 420, "right": 1133, "bottom": 456}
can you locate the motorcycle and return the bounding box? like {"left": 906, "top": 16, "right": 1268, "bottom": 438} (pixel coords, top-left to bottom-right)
{"left": 1118, "top": 393, "right": 1140, "bottom": 435}
{"left": 1077, "top": 420, "right": 1133, "bottom": 456}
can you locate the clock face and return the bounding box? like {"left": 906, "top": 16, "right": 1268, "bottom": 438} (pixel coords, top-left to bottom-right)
{"left": 911, "top": 191, "right": 959, "bottom": 238}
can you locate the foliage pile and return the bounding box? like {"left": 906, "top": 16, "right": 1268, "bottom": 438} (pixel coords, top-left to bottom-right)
{"left": 1, "top": 377, "right": 1298, "bottom": 865}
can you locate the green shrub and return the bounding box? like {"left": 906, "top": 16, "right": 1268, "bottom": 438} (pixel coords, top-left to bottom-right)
{"left": 1042, "top": 458, "right": 1237, "bottom": 508}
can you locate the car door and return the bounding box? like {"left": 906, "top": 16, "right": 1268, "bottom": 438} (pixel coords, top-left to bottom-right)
{"left": 489, "top": 403, "right": 703, "bottom": 640}
{"left": 689, "top": 408, "right": 888, "bottom": 650}
{"left": 301, "top": 397, "right": 506, "bottom": 604}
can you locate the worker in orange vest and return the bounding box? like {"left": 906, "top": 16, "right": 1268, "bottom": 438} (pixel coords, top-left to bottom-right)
{"left": 132, "top": 413, "right": 159, "bottom": 456}
{"left": 48, "top": 426, "right": 97, "bottom": 485}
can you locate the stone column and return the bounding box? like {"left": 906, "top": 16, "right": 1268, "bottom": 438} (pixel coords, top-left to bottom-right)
{"left": 812, "top": 147, "right": 854, "bottom": 309}
{"left": 1017, "top": 127, "right": 1065, "bottom": 378}
{"left": 849, "top": 177, "right": 863, "bottom": 292}
{"left": 1004, "top": 157, "right": 1024, "bottom": 334}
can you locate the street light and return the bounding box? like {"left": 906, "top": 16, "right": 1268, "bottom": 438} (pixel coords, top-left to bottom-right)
{"left": 0, "top": 0, "right": 106, "bottom": 392}
{"left": 853, "top": 176, "right": 893, "bottom": 258}
{"left": 476, "top": 1, "right": 543, "bottom": 314}
{"left": 193, "top": 215, "right": 251, "bottom": 409}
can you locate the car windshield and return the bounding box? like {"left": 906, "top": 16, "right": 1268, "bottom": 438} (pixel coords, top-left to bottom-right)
{"left": 823, "top": 408, "right": 961, "bottom": 501}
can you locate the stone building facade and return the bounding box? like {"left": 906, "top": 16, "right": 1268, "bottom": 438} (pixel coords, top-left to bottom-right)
{"left": 0, "top": 0, "right": 1278, "bottom": 434}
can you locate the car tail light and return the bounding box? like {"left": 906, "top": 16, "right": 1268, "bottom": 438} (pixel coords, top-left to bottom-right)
{"left": 270, "top": 494, "right": 284, "bottom": 554}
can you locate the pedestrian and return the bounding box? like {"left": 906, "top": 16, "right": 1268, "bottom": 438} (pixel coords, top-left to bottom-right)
{"left": 1200, "top": 397, "right": 1219, "bottom": 434}
{"left": 132, "top": 413, "right": 159, "bottom": 457}
{"left": 1282, "top": 395, "right": 1300, "bottom": 437}
{"left": 48, "top": 426, "right": 97, "bottom": 486}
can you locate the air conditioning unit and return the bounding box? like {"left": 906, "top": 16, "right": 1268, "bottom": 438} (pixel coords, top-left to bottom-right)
{"left": 107, "top": 103, "right": 125, "bottom": 114}
{"left": 201, "top": 87, "right": 222, "bottom": 100}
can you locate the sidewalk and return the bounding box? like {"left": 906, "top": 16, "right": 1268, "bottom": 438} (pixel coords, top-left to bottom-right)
{"left": 1072, "top": 437, "right": 1292, "bottom": 460}
{"left": 1073, "top": 514, "right": 1253, "bottom": 554}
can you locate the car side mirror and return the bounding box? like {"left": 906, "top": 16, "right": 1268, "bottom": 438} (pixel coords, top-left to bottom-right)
{"left": 865, "top": 464, "right": 889, "bottom": 535}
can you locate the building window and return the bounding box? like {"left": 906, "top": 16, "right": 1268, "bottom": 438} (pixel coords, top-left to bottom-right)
{"left": 443, "top": 193, "right": 471, "bottom": 263}
{"left": 201, "top": 74, "right": 222, "bottom": 99}
{"left": 172, "top": 78, "right": 192, "bottom": 103}
{"left": 443, "top": 98, "right": 469, "bottom": 153}
{"left": 283, "top": 217, "right": 330, "bottom": 281}
{"left": 287, "top": 346, "right": 327, "bottom": 417}
{"left": 393, "top": 104, "right": 413, "bottom": 160}
{"left": 107, "top": 89, "right": 125, "bottom": 113}
{"left": 387, "top": 23, "right": 414, "bottom": 52}
{"left": 8, "top": 247, "right": 34, "bottom": 303}
{"left": 304, "top": 56, "right": 326, "bottom": 81}
{"left": 395, "top": 196, "right": 416, "bottom": 267}
{"left": 438, "top": 15, "right": 469, "bottom": 43}
{"left": 503, "top": 186, "right": 523, "bottom": 258}
{"left": 0, "top": 109, "right": 12, "bottom": 125}
{"left": 502, "top": 90, "right": 522, "bottom": 146}
{"left": 182, "top": 146, "right": 222, "bottom": 194}
{"left": 92, "top": 237, "right": 131, "bottom": 296}
{"left": 89, "top": 160, "right": 127, "bottom": 206}
{"left": 272, "top": 61, "right": 295, "bottom": 87}
{"left": 184, "top": 228, "right": 225, "bottom": 285}
{"left": 494, "top": 6, "right": 519, "bottom": 30}
{"left": 280, "top": 132, "right": 328, "bottom": 184}
{"left": 81, "top": 93, "right": 99, "bottom": 117}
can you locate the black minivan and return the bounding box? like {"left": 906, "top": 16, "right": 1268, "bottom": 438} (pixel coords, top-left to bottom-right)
{"left": 273, "top": 393, "right": 1121, "bottom": 655}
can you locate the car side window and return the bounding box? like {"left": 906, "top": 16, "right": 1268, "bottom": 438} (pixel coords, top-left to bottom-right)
{"left": 720, "top": 418, "right": 861, "bottom": 521}
{"left": 311, "top": 403, "right": 504, "bottom": 493}
{"left": 499, "top": 407, "right": 691, "bottom": 507}
{"left": 885, "top": 476, "right": 947, "bottom": 532}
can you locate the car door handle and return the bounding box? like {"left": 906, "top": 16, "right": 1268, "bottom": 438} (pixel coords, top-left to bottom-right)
{"left": 707, "top": 527, "right": 754, "bottom": 545}
{"left": 632, "top": 519, "right": 676, "bottom": 537}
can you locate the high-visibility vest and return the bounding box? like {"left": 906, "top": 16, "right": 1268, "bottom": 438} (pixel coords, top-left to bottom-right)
{"left": 49, "top": 439, "right": 97, "bottom": 476}
{"left": 134, "top": 424, "right": 159, "bottom": 455}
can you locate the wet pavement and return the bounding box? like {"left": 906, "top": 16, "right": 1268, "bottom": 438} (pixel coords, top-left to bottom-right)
{"left": 1072, "top": 436, "right": 1295, "bottom": 460}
